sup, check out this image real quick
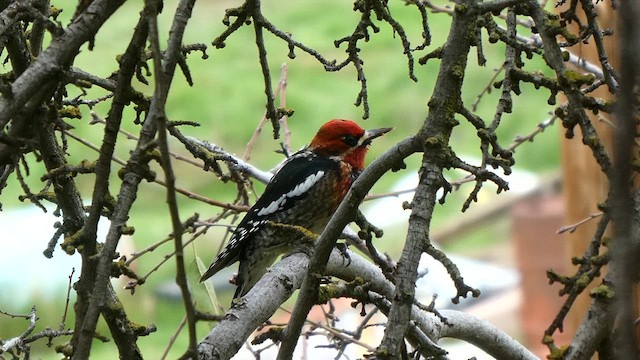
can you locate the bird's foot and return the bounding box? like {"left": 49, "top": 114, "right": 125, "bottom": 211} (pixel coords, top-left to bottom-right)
{"left": 335, "top": 242, "right": 351, "bottom": 267}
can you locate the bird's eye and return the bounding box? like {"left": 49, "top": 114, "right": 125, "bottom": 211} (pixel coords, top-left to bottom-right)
{"left": 342, "top": 134, "right": 359, "bottom": 147}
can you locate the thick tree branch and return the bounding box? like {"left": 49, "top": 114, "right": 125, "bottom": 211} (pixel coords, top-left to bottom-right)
{"left": 198, "top": 249, "right": 537, "bottom": 360}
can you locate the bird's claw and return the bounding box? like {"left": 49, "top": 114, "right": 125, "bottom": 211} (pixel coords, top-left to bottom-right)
{"left": 335, "top": 242, "right": 351, "bottom": 267}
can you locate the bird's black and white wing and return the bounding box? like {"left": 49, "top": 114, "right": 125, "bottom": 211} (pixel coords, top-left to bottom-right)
{"left": 199, "top": 150, "right": 339, "bottom": 281}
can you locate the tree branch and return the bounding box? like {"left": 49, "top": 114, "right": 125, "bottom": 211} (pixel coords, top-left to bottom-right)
{"left": 198, "top": 248, "right": 537, "bottom": 360}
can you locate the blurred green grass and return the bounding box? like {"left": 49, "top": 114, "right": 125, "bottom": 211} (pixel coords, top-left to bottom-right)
{"left": 0, "top": 0, "right": 559, "bottom": 358}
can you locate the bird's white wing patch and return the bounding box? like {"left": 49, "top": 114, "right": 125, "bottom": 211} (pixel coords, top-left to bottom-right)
{"left": 257, "top": 195, "right": 287, "bottom": 216}
{"left": 255, "top": 171, "right": 325, "bottom": 217}
{"left": 287, "top": 171, "right": 325, "bottom": 197}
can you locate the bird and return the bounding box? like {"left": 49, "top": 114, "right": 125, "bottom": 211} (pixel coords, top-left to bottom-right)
{"left": 200, "top": 119, "right": 392, "bottom": 299}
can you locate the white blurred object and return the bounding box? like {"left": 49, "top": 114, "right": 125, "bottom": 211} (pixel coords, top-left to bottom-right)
{"left": 0, "top": 206, "right": 132, "bottom": 306}
{"left": 416, "top": 253, "right": 521, "bottom": 309}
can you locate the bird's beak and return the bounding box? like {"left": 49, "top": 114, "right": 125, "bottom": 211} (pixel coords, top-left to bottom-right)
{"left": 359, "top": 127, "right": 393, "bottom": 147}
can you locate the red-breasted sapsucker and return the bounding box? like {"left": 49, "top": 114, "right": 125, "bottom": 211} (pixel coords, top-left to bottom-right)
{"left": 200, "top": 119, "right": 392, "bottom": 298}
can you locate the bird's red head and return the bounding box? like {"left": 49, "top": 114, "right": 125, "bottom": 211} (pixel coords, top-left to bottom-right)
{"left": 309, "top": 119, "right": 392, "bottom": 170}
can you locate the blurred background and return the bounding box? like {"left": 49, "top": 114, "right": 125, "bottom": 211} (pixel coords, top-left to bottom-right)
{"left": 1, "top": 0, "right": 607, "bottom": 358}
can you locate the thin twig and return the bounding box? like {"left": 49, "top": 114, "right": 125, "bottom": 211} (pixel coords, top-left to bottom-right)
{"left": 556, "top": 212, "right": 604, "bottom": 234}
{"left": 471, "top": 64, "right": 505, "bottom": 112}
{"left": 251, "top": 0, "right": 280, "bottom": 137}
{"left": 60, "top": 267, "right": 75, "bottom": 331}
{"left": 162, "top": 314, "right": 187, "bottom": 360}
{"left": 242, "top": 62, "right": 289, "bottom": 161}
{"left": 89, "top": 112, "right": 205, "bottom": 169}
{"left": 63, "top": 130, "right": 247, "bottom": 211}
{"left": 277, "top": 63, "right": 292, "bottom": 155}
